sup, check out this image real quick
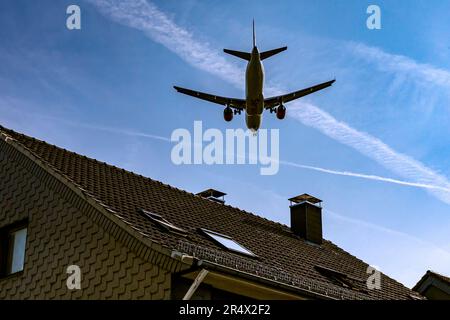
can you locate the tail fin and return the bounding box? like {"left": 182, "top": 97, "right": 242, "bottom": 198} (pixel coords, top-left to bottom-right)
{"left": 223, "top": 49, "right": 251, "bottom": 61}
{"left": 223, "top": 21, "right": 286, "bottom": 61}
{"left": 253, "top": 19, "right": 256, "bottom": 47}
{"left": 260, "top": 46, "right": 287, "bottom": 60}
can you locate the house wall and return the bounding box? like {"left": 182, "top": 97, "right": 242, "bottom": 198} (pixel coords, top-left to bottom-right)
{"left": 0, "top": 139, "right": 176, "bottom": 299}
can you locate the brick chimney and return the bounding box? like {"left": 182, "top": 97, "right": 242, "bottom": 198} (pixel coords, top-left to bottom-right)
{"left": 289, "top": 194, "right": 323, "bottom": 244}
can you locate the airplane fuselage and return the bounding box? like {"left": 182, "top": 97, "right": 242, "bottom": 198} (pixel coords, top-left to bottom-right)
{"left": 245, "top": 46, "right": 264, "bottom": 131}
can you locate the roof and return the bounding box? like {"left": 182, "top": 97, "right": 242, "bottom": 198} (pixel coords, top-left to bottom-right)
{"left": 0, "top": 124, "right": 419, "bottom": 300}
{"left": 413, "top": 270, "right": 450, "bottom": 292}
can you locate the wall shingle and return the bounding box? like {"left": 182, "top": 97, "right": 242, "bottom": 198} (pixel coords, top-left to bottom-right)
{"left": 0, "top": 140, "right": 172, "bottom": 299}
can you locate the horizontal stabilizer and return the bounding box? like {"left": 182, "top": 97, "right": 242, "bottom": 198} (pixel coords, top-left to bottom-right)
{"left": 223, "top": 49, "right": 251, "bottom": 61}
{"left": 260, "top": 46, "right": 287, "bottom": 60}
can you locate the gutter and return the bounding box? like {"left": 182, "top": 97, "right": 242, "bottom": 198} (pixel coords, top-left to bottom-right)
{"left": 171, "top": 250, "right": 336, "bottom": 300}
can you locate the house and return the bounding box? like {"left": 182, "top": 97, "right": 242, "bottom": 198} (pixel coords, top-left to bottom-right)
{"left": 413, "top": 271, "right": 450, "bottom": 300}
{"left": 0, "top": 124, "right": 422, "bottom": 299}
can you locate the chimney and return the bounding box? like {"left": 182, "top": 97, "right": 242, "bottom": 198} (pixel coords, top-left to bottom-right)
{"left": 196, "top": 188, "right": 227, "bottom": 204}
{"left": 288, "top": 193, "right": 323, "bottom": 244}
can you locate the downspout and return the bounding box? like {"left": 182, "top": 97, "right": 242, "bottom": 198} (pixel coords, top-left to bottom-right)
{"left": 182, "top": 269, "right": 209, "bottom": 300}
{"left": 171, "top": 251, "right": 209, "bottom": 300}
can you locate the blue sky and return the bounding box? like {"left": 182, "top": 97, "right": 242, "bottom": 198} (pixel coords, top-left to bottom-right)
{"left": 1, "top": 0, "right": 450, "bottom": 288}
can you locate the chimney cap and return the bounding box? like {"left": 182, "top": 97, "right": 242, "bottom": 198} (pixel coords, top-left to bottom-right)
{"left": 289, "top": 193, "right": 322, "bottom": 206}
{"left": 196, "top": 188, "right": 227, "bottom": 198}
{"left": 197, "top": 188, "right": 227, "bottom": 204}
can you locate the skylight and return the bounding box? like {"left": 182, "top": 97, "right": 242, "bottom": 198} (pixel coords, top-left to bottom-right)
{"left": 139, "top": 209, "right": 187, "bottom": 235}
{"left": 315, "top": 265, "right": 364, "bottom": 291}
{"left": 200, "top": 228, "right": 256, "bottom": 257}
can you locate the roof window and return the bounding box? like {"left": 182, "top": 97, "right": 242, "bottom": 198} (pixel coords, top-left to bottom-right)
{"left": 200, "top": 228, "right": 256, "bottom": 257}
{"left": 139, "top": 209, "right": 187, "bottom": 235}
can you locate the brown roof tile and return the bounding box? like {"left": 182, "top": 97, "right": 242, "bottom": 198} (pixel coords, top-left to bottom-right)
{"left": 0, "top": 125, "right": 418, "bottom": 300}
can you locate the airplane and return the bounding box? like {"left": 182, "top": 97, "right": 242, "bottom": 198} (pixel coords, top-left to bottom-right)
{"left": 174, "top": 21, "right": 335, "bottom": 132}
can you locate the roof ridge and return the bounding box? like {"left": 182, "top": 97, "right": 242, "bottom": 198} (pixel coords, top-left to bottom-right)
{"left": 427, "top": 270, "right": 450, "bottom": 282}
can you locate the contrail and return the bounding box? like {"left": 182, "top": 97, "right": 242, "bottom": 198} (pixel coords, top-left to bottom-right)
{"left": 87, "top": 0, "right": 244, "bottom": 87}
{"left": 281, "top": 161, "right": 450, "bottom": 192}
{"left": 46, "top": 113, "right": 448, "bottom": 193}
{"left": 2, "top": 109, "right": 171, "bottom": 142}
{"left": 349, "top": 42, "right": 450, "bottom": 88}
{"left": 75, "top": 122, "right": 170, "bottom": 142}
{"left": 28, "top": 113, "right": 449, "bottom": 193}
{"left": 288, "top": 102, "right": 450, "bottom": 204}
{"left": 33, "top": 112, "right": 450, "bottom": 192}
{"left": 88, "top": 0, "right": 450, "bottom": 204}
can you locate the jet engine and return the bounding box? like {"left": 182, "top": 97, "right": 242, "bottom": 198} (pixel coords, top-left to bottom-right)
{"left": 276, "top": 104, "right": 286, "bottom": 120}
{"left": 224, "top": 107, "right": 233, "bottom": 122}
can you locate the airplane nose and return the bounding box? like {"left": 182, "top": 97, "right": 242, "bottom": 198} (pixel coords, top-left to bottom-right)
{"left": 246, "top": 114, "right": 261, "bottom": 132}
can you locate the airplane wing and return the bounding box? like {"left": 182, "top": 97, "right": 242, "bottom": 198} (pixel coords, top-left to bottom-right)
{"left": 264, "top": 79, "right": 335, "bottom": 109}
{"left": 173, "top": 86, "right": 246, "bottom": 110}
